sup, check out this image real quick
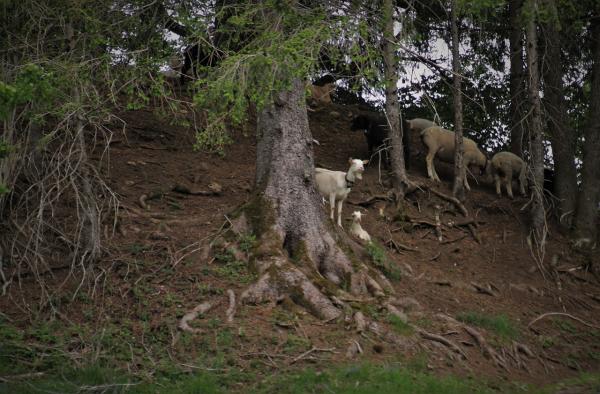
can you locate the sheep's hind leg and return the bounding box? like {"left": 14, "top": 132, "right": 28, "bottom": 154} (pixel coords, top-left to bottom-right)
{"left": 463, "top": 170, "right": 471, "bottom": 191}
{"left": 505, "top": 170, "right": 514, "bottom": 199}
{"left": 426, "top": 152, "right": 440, "bottom": 182}
{"left": 494, "top": 174, "right": 502, "bottom": 196}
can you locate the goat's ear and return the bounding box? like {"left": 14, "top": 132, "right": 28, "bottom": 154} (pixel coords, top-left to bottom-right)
{"left": 348, "top": 158, "right": 353, "bottom": 165}
{"left": 362, "top": 160, "right": 369, "bottom": 165}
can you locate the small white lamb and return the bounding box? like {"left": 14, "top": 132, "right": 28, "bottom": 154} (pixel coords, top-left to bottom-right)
{"left": 350, "top": 211, "right": 371, "bottom": 243}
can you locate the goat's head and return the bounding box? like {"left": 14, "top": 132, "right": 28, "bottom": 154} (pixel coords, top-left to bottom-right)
{"left": 351, "top": 211, "right": 364, "bottom": 222}
{"left": 348, "top": 158, "right": 368, "bottom": 179}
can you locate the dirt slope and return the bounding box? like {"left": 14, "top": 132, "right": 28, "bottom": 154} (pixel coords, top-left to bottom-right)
{"left": 2, "top": 100, "right": 599, "bottom": 390}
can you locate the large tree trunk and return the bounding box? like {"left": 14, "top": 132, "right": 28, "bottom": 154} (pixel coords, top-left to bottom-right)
{"left": 574, "top": 12, "right": 600, "bottom": 243}
{"left": 509, "top": 0, "right": 527, "bottom": 157}
{"left": 382, "top": 0, "right": 410, "bottom": 198}
{"left": 525, "top": 0, "right": 546, "bottom": 243}
{"left": 541, "top": 0, "right": 578, "bottom": 229}
{"left": 238, "top": 79, "right": 389, "bottom": 319}
{"left": 451, "top": 0, "right": 466, "bottom": 201}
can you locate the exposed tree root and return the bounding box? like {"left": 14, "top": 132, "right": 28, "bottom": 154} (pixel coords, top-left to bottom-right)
{"left": 464, "top": 326, "right": 508, "bottom": 370}
{"left": 178, "top": 301, "right": 217, "bottom": 333}
{"left": 354, "top": 311, "right": 367, "bottom": 333}
{"left": 346, "top": 340, "right": 363, "bottom": 358}
{"left": 528, "top": 312, "right": 600, "bottom": 331}
{"left": 240, "top": 256, "right": 341, "bottom": 320}
{"left": 226, "top": 289, "right": 236, "bottom": 323}
{"left": 417, "top": 329, "right": 467, "bottom": 359}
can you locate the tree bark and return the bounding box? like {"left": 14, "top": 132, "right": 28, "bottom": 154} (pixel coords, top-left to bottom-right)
{"left": 540, "top": 0, "right": 578, "bottom": 229}
{"left": 382, "top": 0, "right": 410, "bottom": 198}
{"left": 574, "top": 12, "right": 600, "bottom": 242}
{"left": 451, "top": 0, "right": 466, "bottom": 202}
{"left": 525, "top": 0, "right": 546, "bottom": 243}
{"left": 509, "top": 0, "right": 527, "bottom": 157}
{"left": 239, "top": 79, "right": 388, "bottom": 319}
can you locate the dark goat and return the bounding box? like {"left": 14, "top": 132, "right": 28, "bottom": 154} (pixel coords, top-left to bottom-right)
{"left": 350, "top": 114, "right": 410, "bottom": 170}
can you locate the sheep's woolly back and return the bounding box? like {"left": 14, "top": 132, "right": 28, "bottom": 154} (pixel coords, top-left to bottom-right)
{"left": 408, "top": 118, "right": 436, "bottom": 132}
{"left": 491, "top": 151, "right": 527, "bottom": 183}
{"left": 421, "top": 126, "right": 487, "bottom": 168}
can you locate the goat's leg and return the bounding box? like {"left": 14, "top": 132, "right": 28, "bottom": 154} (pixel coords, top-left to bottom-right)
{"left": 336, "top": 199, "right": 344, "bottom": 228}
{"left": 463, "top": 168, "right": 471, "bottom": 191}
{"left": 329, "top": 194, "right": 336, "bottom": 222}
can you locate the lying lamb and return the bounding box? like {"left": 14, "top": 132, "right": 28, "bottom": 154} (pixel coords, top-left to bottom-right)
{"left": 420, "top": 126, "right": 487, "bottom": 191}
{"left": 488, "top": 151, "right": 527, "bottom": 198}
{"left": 349, "top": 211, "right": 371, "bottom": 243}
{"left": 350, "top": 114, "right": 410, "bottom": 169}
{"left": 315, "top": 158, "right": 368, "bottom": 228}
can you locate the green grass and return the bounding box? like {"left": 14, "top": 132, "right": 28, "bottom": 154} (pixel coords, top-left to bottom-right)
{"left": 457, "top": 312, "right": 519, "bottom": 341}
{"left": 0, "top": 363, "right": 493, "bottom": 394}
{"left": 388, "top": 314, "right": 414, "bottom": 336}
{"left": 365, "top": 242, "right": 401, "bottom": 281}
{"left": 257, "top": 363, "right": 492, "bottom": 394}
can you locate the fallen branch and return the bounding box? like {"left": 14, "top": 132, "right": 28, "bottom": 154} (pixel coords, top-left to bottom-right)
{"left": 289, "top": 347, "right": 336, "bottom": 365}
{"left": 434, "top": 210, "right": 442, "bottom": 242}
{"left": 138, "top": 194, "right": 149, "bottom": 210}
{"left": 178, "top": 301, "right": 217, "bottom": 333}
{"left": 441, "top": 234, "right": 467, "bottom": 244}
{"left": 172, "top": 183, "right": 221, "bottom": 196}
{"left": 226, "top": 289, "right": 236, "bottom": 323}
{"left": 528, "top": 312, "right": 600, "bottom": 331}
{"left": 471, "top": 282, "right": 496, "bottom": 296}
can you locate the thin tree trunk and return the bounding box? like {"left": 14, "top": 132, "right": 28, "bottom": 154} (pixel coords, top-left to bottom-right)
{"left": 509, "top": 0, "right": 527, "bottom": 157}
{"left": 382, "top": 0, "right": 410, "bottom": 198}
{"left": 540, "top": 0, "right": 578, "bottom": 229}
{"left": 525, "top": 0, "right": 546, "bottom": 243}
{"left": 574, "top": 12, "right": 600, "bottom": 243}
{"left": 451, "top": 0, "right": 465, "bottom": 201}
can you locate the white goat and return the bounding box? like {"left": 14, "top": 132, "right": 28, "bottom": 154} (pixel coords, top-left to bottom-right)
{"left": 489, "top": 151, "right": 527, "bottom": 198}
{"left": 350, "top": 211, "right": 371, "bottom": 243}
{"left": 315, "top": 158, "right": 368, "bottom": 227}
{"left": 420, "top": 126, "right": 487, "bottom": 191}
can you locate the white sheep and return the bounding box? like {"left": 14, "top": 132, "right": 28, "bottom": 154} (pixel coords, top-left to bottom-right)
{"left": 350, "top": 211, "right": 371, "bottom": 243}
{"left": 407, "top": 118, "right": 437, "bottom": 133}
{"left": 489, "top": 151, "right": 527, "bottom": 198}
{"left": 315, "top": 158, "right": 368, "bottom": 228}
{"left": 420, "top": 126, "right": 487, "bottom": 191}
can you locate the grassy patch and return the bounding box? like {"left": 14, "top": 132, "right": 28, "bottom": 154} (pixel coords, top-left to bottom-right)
{"left": 257, "top": 363, "right": 492, "bottom": 393}
{"left": 457, "top": 312, "right": 519, "bottom": 341}
{"left": 388, "top": 314, "right": 413, "bottom": 336}
{"left": 365, "top": 242, "right": 401, "bottom": 281}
